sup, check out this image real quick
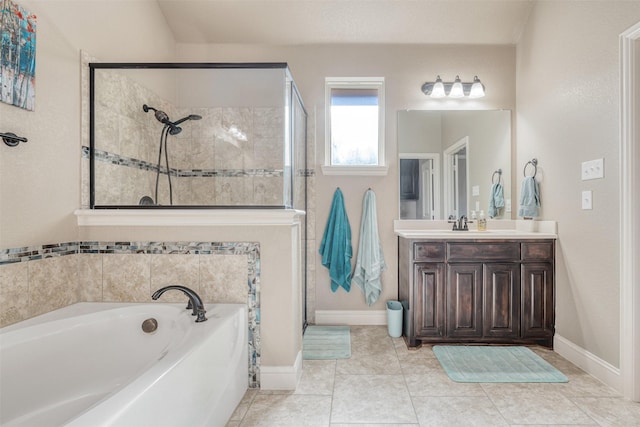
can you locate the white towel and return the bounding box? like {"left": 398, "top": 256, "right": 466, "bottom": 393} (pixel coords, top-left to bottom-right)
{"left": 352, "top": 189, "right": 387, "bottom": 306}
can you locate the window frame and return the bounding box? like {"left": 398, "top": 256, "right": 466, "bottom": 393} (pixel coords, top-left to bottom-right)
{"left": 322, "top": 77, "right": 388, "bottom": 176}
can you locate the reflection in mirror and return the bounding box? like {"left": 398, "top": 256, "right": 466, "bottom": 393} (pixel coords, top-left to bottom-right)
{"left": 398, "top": 110, "right": 511, "bottom": 220}
{"left": 89, "top": 63, "right": 307, "bottom": 209}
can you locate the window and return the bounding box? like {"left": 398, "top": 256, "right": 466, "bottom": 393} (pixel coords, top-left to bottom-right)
{"left": 323, "top": 77, "right": 387, "bottom": 175}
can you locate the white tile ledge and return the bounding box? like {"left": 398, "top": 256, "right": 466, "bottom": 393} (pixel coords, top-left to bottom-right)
{"left": 75, "top": 209, "right": 305, "bottom": 227}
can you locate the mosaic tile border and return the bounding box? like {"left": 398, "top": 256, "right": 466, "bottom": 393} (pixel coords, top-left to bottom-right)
{"left": 0, "top": 240, "right": 261, "bottom": 388}
{"left": 83, "top": 146, "right": 284, "bottom": 178}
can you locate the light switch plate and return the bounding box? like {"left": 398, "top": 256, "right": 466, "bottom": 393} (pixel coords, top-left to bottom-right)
{"left": 582, "top": 190, "right": 593, "bottom": 210}
{"left": 582, "top": 158, "right": 604, "bottom": 180}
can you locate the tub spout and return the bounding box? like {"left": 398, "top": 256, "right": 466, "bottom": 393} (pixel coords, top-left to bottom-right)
{"left": 152, "top": 285, "right": 207, "bottom": 322}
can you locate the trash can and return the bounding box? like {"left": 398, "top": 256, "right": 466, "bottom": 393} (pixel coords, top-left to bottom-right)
{"left": 386, "top": 300, "right": 403, "bottom": 338}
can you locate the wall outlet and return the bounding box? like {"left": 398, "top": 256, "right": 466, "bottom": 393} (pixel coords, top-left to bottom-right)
{"left": 582, "top": 190, "right": 593, "bottom": 210}
{"left": 472, "top": 185, "right": 480, "bottom": 196}
{"left": 475, "top": 201, "right": 480, "bottom": 211}
{"left": 581, "top": 158, "right": 604, "bottom": 180}
{"left": 505, "top": 199, "right": 512, "bottom": 212}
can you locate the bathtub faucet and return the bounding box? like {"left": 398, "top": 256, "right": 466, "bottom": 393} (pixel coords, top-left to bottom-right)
{"left": 151, "top": 285, "right": 208, "bottom": 322}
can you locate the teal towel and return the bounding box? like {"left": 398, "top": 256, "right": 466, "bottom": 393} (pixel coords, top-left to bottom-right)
{"left": 319, "top": 188, "right": 353, "bottom": 292}
{"left": 488, "top": 183, "right": 505, "bottom": 218}
{"left": 518, "top": 176, "right": 540, "bottom": 218}
{"left": 352, "top": 189, "right": 387, "bottom": 306}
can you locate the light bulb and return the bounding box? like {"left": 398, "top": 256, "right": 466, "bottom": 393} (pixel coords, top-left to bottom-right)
{"left": 431, "top": 76, "right": 446, "bottom": 98}
{"left": 469, "top": 76, "right": 485, "bottom": 98}
{"left": 449, "top": 75, "right": 464, "bottom": 98}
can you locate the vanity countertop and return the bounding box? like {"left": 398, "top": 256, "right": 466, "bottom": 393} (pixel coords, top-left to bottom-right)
{"left": 394, "top": 219, "right": 558, "bottom": 240}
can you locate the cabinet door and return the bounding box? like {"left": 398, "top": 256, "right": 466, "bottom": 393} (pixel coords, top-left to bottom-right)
{"left": 483, "top": 263, "right": 521, "bottom": 338}
{"left": 447, "top": 264, "right": 483, "bottom": 337}
{"left": 414, "top": 263, "right": 445, "bottom": 337}
{"left": 522, "top": 263, "right": 554, "bottom": 339}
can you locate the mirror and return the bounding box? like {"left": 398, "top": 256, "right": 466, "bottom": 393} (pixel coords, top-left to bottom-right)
{"left": 89, "top": 63, "right": 307, "bottom": 209}
{"left": 398, "top": 110, "right": 511, "bottom": 220}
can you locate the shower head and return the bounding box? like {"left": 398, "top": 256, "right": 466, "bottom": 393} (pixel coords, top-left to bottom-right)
{"left": 143, "top": 104, "right": 170, "bottom": 125}
{"left": 172, "top": 114, "right": 202, "bottom": 126}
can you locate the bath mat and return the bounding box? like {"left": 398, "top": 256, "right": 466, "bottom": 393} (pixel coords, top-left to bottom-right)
{"left": 303, "top": 325, "right": 351, "bottom": 359}
{"left": 433, "top": 345, "right": 568, "bottom": 383}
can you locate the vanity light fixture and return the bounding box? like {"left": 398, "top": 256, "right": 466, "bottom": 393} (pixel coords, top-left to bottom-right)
{"left": 421, "top": 75, "right": 485, "bottom": 99}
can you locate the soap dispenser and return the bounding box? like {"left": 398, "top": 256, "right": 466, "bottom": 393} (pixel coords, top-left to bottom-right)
{"left": 478, "top": 210, "right": 487, "bottom": 231}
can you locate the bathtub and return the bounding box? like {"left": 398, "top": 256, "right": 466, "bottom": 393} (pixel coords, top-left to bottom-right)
{"left": 0, "top": 302, "right": 248, "bottom": 427}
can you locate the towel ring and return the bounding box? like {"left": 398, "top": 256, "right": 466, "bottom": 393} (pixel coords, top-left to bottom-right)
{"left": 523, "top": 158, "right": 538, "bottom": 178}
{"left": 492, "top": 169, "right": 502, "bottom": 184}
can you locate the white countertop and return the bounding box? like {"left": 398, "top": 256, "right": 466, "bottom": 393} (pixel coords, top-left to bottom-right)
{"left": 393, "top": 219, "right": 557, "bottom": 240}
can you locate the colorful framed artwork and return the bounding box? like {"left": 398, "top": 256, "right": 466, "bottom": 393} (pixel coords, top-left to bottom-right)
{"left": 0, "top": 0, "right": 36, "bottom": 111}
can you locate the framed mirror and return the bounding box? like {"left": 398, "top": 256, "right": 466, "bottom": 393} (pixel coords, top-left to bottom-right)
{"left": 398, "top": 110, "right": 511, "bottom": 220}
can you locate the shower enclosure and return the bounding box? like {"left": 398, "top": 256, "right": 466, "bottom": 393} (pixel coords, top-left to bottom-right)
{"left": 89, "top": 63, "right": 307, "bottom": 211}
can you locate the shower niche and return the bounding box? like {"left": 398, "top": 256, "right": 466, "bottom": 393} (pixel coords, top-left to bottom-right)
{"left": 89, "top": 63, "right": 307, "bottom": 209}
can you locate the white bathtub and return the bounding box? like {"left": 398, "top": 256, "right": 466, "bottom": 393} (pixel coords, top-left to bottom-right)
{"left": 0, "top": 302, "right": 248, "bottom": 427}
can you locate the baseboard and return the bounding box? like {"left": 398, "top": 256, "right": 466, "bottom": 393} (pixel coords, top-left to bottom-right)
{"left": 259, "top": 350, "right": 302, "bottom": 390}
{"left": 554, "top": 334, "right": 622, "bottom": 392}
{"left": 315, "top": 310, "right": 387, "bottom": 325}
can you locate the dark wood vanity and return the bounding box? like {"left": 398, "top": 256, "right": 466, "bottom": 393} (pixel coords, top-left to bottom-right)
{"left": 398, "top": 236, "right": 555, "bottom": 348}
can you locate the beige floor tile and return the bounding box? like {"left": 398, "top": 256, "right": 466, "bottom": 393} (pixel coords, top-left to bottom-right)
{"left": 331, "top": 374, "right": 417, "bottom": 424}
{"left": 331, "top": 424, "right": 419, "bottom": 427}
{"left": 488, "top": 390, "right": 596, "bottom": 425}
{"left": 295, "top": 360, "right": 336, "bottom": 395}
{"left": 238, "top": 394, "right": 332, "bottom": 427}
{"left": 228, "top": 389, "right": 258, "bottom": 422}
{"left": 405, "top": 371, "right": 486, "bottom": 397}
{"left": 412, "top": 396, "right": 509, "bottom": 426}
{"left": 571, "top": 397, "right": 640, "bottom": 426}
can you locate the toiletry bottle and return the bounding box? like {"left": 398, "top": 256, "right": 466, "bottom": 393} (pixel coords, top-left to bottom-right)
{"left": 478, "top": 210, "right": 487, "bottom": 231}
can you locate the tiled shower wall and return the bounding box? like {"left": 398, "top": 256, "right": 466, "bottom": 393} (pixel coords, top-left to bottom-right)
{"left": 0, "top": 241, "right": 261, "bottom": 387}
{"left": 91, "top": 69, "right": 285, "bottom": 207}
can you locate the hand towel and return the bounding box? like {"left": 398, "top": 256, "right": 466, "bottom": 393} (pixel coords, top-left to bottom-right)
{"left": 518, "top": 176, "right": 540, "bottom": 218}
{"left": 319, "top": 188, "right": 353, "bottom": 292}
{"left": 488, "top": 182, "right": 505, "bottom": 218}
{"left": 352, "top": 189, "right": 387, "bottom": 306}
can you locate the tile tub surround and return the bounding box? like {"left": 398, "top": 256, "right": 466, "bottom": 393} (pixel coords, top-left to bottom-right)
{"left": 227, "top": 326, "right": 640, "bottom": 426}
{"left": 0, "top": 241, "right": 261, "bottom": 388}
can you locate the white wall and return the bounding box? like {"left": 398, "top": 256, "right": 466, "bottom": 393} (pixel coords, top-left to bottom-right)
{"left": 516, "top": 1, "right": 640, "bottom": 368}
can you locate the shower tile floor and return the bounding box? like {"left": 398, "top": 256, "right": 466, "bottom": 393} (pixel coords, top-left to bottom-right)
{"left": 226, "top": 326, "right": 640, "bottom": 426}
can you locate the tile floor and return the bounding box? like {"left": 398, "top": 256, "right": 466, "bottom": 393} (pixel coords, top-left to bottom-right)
{"left": 227, "top": 326, "right": 640, "bottom": 426}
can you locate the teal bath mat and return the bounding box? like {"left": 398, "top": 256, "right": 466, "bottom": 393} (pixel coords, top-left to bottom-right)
{"left": 303, "top": 326, "right": 351, "bottom": 360}
{"left": 433, "top": 345, "right": 569, "bottom": 383}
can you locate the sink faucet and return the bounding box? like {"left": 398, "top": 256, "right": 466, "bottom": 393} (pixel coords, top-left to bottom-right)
{"left": 448, "top": 215, "right": 470, "bottom": 231}
{"left": 151, "top": 285, "right": 207, "bottom": 322}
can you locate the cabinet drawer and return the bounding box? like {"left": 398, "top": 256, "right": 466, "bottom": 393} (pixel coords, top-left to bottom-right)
{"left": 447, "top": 242, "right": 520, "bottom": 262}
{"left": 414, "top": 242, "right": 445, "bottom": 262}
{"left": 522, "top": 241, "right": 554, "bottom": 261}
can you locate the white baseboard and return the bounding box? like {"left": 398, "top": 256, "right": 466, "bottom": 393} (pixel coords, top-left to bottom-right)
{"left": 554, "top": 334, "right": 622, "bottom": 392}
{"left": 315, "top": 310, "right": 387, "bottom": 325}
{"left": 259, "top": 350, "right": 302, "bottom": 390}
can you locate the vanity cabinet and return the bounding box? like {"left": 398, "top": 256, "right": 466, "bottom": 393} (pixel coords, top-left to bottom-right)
{"left": 399, "top": 238, "right": 555, "bottom": 348}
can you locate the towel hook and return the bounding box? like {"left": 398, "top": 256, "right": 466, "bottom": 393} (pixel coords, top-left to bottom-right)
{"left": 523, "top": 158, "right": 538, "bottom": 178}
{"left": 492, "top": 169, "right": 502, "bottom": 184}
{"left": 1, "top": 132, "right": 28, "bottom": 147}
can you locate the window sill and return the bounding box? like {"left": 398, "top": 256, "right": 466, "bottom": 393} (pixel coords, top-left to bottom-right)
{"left": 321, "top": 165, "right": 389, "bottom": 176}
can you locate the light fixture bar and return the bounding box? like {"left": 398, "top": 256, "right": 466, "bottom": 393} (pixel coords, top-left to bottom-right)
{"left": 421, "top": 75, "right": 485, "bottom": 98}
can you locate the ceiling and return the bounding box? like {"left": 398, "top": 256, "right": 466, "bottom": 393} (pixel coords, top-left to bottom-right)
{"left": 156, "top": 0, "right": 535, "bottom": 45}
